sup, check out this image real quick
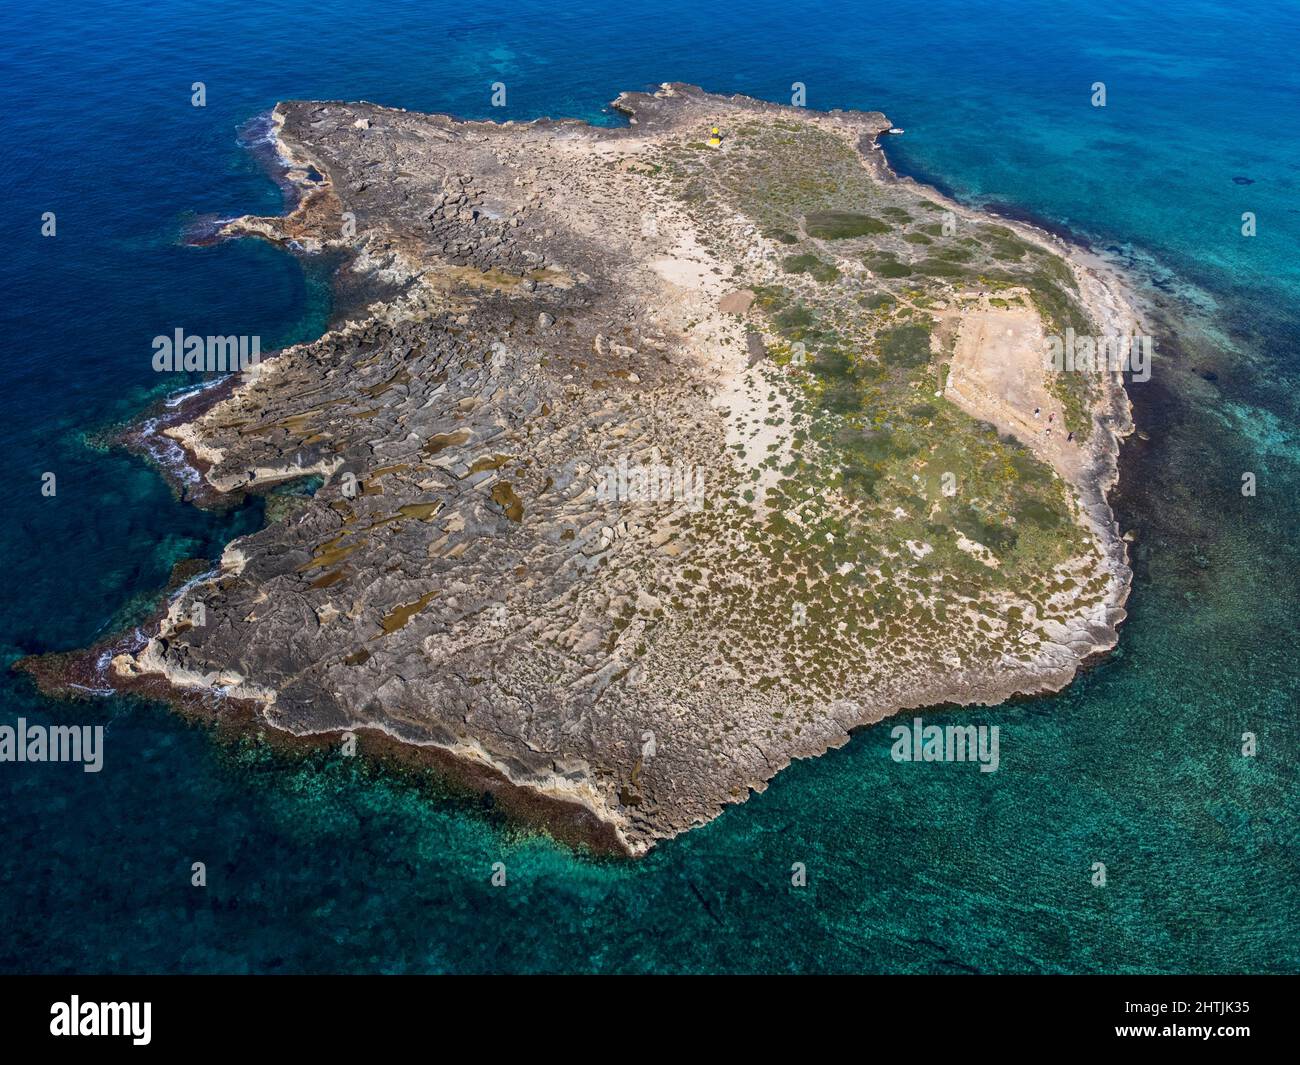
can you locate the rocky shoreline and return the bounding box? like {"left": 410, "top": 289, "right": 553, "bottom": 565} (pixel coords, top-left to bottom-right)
{"left": 22, "top": 85, "right": 1140, "bottom": 855}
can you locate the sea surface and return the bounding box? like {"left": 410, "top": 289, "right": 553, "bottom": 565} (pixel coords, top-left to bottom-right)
{"left": 0, "top": 0, "right": 1296, "bottom": 973}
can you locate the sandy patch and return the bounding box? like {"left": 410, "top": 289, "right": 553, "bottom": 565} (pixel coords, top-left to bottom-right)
{"left": 718, "top": 289, "right": 755, "bottom": 315}
{"left": 943, "top": 302, "right": 1083, "bottom": 484}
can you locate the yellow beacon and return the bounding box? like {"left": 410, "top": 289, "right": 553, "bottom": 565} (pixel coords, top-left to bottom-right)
{"left": 707, "top": 126, "right": 722, "bottom": 148}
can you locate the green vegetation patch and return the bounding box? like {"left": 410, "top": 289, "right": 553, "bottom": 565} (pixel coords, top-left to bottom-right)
{"left": 764, "top": 227, "right": 800, "bottom": 244}
{"left": 872, "top": 259, "right": 913, "bottom": 278}
{"left": 782, "top": 253, "right": 841, "bottom": 283}
{"left": 913, "top": 258, "right": 969, "bottom": 279}
{"left": 805, "top": 211, "right": 890, "bottom": 239}
{"left": 879, "top": 323, "right": 933, "bottom": 368}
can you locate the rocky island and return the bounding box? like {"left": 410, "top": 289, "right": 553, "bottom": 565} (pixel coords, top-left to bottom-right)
{"left": 28, "top": 85, "right": 1138, "bottom": 855}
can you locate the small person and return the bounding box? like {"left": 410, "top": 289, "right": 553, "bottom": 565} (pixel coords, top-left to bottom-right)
{"left": 1033, "top": 406, "right": 1041, "bottom": 418}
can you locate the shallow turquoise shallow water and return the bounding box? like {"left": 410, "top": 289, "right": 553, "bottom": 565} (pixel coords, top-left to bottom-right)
{"left": 0, "top": 0, "right": 1296, "bottom": 972}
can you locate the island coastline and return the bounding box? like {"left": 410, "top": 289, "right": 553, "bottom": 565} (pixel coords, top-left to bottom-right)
{"left": 19, "top": 84, "right": 1144, "bottom": 857}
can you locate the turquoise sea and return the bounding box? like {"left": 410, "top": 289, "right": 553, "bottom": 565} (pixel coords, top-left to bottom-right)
{"left": 0, "top": 0, "right": 1296, "bottom": 972}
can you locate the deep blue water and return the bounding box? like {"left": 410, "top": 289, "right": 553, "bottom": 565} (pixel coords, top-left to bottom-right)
{"left": 1, "top": 0, "right": 1296, "bottom": 973}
